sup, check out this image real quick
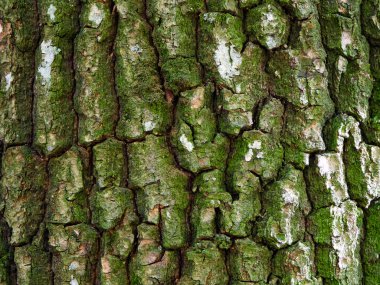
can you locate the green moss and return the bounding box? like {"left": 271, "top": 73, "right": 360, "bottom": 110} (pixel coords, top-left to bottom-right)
{"left": 228, "top": 239, "right": 272, "bottom": 282}
{"left": 227, "top": 130, "right": 283, "bottom": 182}
{"left": 239, "top": 0, "right": 261, "bottom": 8}
{"left": 178, "top": 240, "right": 229, "bottom": 285}
{"left": 172, "top": 86, "right": 229, "bottom": 172}
{"left": 90, "top": 187, "right": 129, "bottom": 230}
{"left": 129, "top": 224, "right": 179, "bottom": 284}
{"left": 74, "top": 0, "right": 118, "bottom": 145}
{"left": 220, "top": 171, "right": 261, "bottom": 236}
{"left": 191, "top": 170, "right": 232, "bottom": 239}
{"left": 147, "top": 0, "right": 203, "bottom": 60}
{"left": 207, "top": 0, "right": 240, "bottom": 13}
{"left": 277, "top": 0, "right": 316, "bottom": 19}
{"left": 162, "top": 58, "right": 202, "bottom": 95}
{"left": 199, "top": 12, "right": 246, "bottom": 90}
{"left": 34, "top": 0, "right": 79, "bottom": 155}
{"left": 48, "top": 223, "right": 98, "bottom": 284}
{"left": 356, "top": 0, "right": 380, "bottom": 43}
{"left": 273, "top": 241, "right": 321, "bottom": 284}
{"left": 128, "top": 135, "right": 189, "bottom": 249}
{"left": 306, "top": 152, "right": 349, "bottom": 209}
{"left": 102, "top": 189, "right": 138, "bottom": 259}
{"left": 0, "top": 0, "right": 39, "bottom": 144}
{"left": 115, "top": 15, "right": 171, "bottom": 140}
{"left": 246, "top": 1, "right": 290, "bottom": 49}
{"left": 334, "top": 59, "right": 372, "bottom": 121}
{"left": 364, "top": 201, "right": 380, "bottom": 284}
{"left": 99, "top": 255, "right": 128, "bottom": 285}
{"left": 257, "top": 165, "right": 310, "bottom": 249}
{"left": 320, "top": 13, "right": 367, "bottom": 59}
{"left": 308, "top": 201, "right": 363, "bottom": 284}
{"left": 93, "top": 138, "right": 125, "bottom": 189}
{"left": 47, "top": 147, "right": 90, "bottom": 224}
{"left": 1, "top": 146, "right": 47, "bottom": 245}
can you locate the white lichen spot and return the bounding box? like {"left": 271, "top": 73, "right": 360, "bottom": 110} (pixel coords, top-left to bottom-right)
{"left": 251, "top": 140, "right": 262, "bottom": 149}
{"left": 313, "top": 58, "right": 326, "bottom": 74}
{"left": 144, "top": 121, "right": 156, "bottom": 132}
{"left": 98, "top": 177, "right": 105, "bottom": 188}
{"left": 38, "top": 40, "right": 60, "bottom": 86}
{"left": 371, "top": 15, "right": 380, "bottom": 30}
{"left": 180, "top": 134, "right": 194, "bottom": 152}
{"left": 214, "top": 39, "right": 242, "bottom": 81}
{"left": 316, "top": 153, "right": 348, "bottom": 205}
{"left": 282, "top": 186, "right": 300, "bottom": 206}
{"left": 265, "top": 36, "right": 278, "bottom": 49}
{"left": 298, "top": 243, "right": 313, "bottom": 276}
{"left": 304, "top": 153, "right": 310, "bottom": 166}
{"left": 341, "top": 31, "right": 352, "bottom": 51}
{"left": 265, "top": 12, "right": 275, "bottom": 21}
{"left": 70, "top": 275, "right": 79, "bottom": 285}
{"left": 330, "top": 201, "right": 361, "bottom": 273}
{"left": 337, "top": 56, "right": 348, "bottom": 73}
{"left": 47, "top": 4, "right": 56, "bottom": 21}
{"left": 245, "top": 148, "right": 254, "bottom": 162}
{"left": 203, "top": 13, "right": 216, "bottom": 23}
{"left": 130, "top": 44, "right": 143, "bottom": 54}
{"left": 236, "top": 83, "right": 242, "bottom": 93}
{"left": 89, "top": 4, "right": 104, "bottom": 27}
{"left": 190, "top": 87, "right": 204, "bottom": 109}
{"left": 5, "top": 72, "right": 13, "bottom": 91}
{"left": 358, "top": 144, "right": 380, "bottom": 207}
{"left": 357, "top": 105, "right": 368, "bottom": 121}
{"left": 297, "top": 77, "right": 308, "bottom": 105}
{"left": 47, "top": 145, "right": 54, "bottom": 152}
{"left": 336, "top": 115, "right": 361, "bottom": 153}
{"left": 68, "top": 261, "right": 79, "bottom": 271}
{"left": 245, "top": 140, "right": 262, "bottom": 161}
{"left": 256, "top": 152, "right": 264, "bottom": 159}
{"left": 282, "top": 187, "right": 300, "bottom": 245}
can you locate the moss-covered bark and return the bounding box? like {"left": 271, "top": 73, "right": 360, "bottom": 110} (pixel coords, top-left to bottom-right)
{"left": 0, "top": 0, "right": 379, "bottom": 284}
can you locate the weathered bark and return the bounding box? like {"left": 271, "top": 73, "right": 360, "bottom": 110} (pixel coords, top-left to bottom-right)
{"left": 0, "top": 0, "right": 379, "bottom": 284}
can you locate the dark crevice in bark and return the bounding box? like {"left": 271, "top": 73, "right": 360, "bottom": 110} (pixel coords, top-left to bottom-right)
{"left": 111, "top": 0, "right": 121, "bottom": 138}
{"left": 30, "top": 0, "right": 42, "bottom": 149}
{"left": 72, "top": 0, "right": 83, "bottom": 147}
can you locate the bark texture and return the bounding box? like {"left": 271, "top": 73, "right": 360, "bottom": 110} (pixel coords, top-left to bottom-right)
{"left": 0, "top": 0, "right": 379, "bottom": 284}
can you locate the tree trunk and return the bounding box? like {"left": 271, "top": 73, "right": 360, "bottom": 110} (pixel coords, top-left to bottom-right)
{"left": 0, "top": 0, "right": 379, "bottom": 284}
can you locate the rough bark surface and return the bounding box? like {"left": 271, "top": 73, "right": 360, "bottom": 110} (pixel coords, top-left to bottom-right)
{"left": 0, "top": 0, "right": 379, "bottom": 284}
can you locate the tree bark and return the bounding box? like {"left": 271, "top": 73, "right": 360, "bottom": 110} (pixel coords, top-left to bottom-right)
{"left": 0, "top": 0, "right": 379, "bottom": 284}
